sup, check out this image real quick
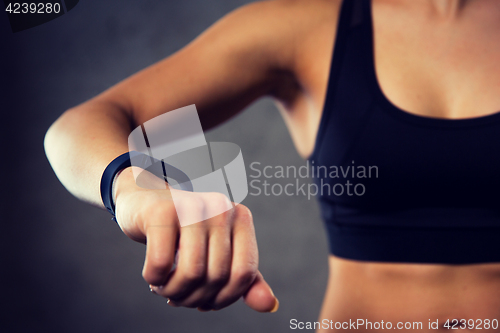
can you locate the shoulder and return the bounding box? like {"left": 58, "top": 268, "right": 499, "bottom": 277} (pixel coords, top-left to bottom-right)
{"left": 205, "top": 0, "right": 342, "bottom": 72}
{"left": 223, "top": 0, "right": 343, "bottom": 106}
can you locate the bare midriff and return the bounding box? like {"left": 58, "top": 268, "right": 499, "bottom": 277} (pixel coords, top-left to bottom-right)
{"left": 317, "top": 256, "right": 500, "bottom": 332}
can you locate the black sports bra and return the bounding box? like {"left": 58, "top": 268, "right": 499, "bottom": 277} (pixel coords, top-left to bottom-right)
{"left": 309, "top": 0, "right": 500, "bottom": 264}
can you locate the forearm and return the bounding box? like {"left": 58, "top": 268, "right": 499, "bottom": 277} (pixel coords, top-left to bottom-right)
{"left": 42, "top": 0, "right": 299, "bottom": 210}
{"left": 44, "top": 98, "right": 134, "bottom": 207}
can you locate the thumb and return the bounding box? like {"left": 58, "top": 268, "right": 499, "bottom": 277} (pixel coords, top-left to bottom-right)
{"left": 243, "top": 271, "right": 279, "bottom": 313}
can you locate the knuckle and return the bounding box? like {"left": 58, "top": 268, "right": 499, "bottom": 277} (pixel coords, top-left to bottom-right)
{"left": 147, "top": 253, "right": 174, "bottom": 271}
{"left": 142, "top": 272, "right": 158, "bottom": 285}
{"left": 209, "top": 210, "right": 231, "bottom": 228}
{"left": 142, "top": 269, "right": 162, "bottom": 285}
{"left": 209, "top": 192, "right": 231, "bottom": 210}
{"left": 235, "top": 204, "right": 253, "bottom": 224}
{"left": 180, "top": 195, "right": 204, "bottom": 211}
{"left": 208, "top": 268, "right": 231, "bottom": 287}
{"left": 232, "top": 266, "right": 257, "bottom": 286}
{"left": 144, "top": 202, "right": 177, "bottom": 225}
{"left": 202, "top": 193, "right": 232, "bottom": 224}
{"left": 182, "top": 265, "right": 206, "bottom": 284}
{"left": 143, "top": 261, "right": 173, "bottom": 284}
{"left": 174, "top": 197, "right": 206, "bottom": 226}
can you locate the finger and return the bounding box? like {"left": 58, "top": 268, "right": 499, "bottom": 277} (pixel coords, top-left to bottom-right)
{"left": 142, "top": 211, "right": 179, "bottom": 286}
{"left": 210, "top": 205, "right": 260, "bottom": 310}
{"left": 243, "top": 271, "right": 279, "bottom": 313}
{"left": 179, "top": 210, "right": 233, "bottom": 308}
{"left": 155, "top": 201, "right": 208, "bottom": 302}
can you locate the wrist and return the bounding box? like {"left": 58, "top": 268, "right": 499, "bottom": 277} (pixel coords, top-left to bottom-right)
{"left": 101, "top": 151, "right": 179, "bottom": 221}
{"left": 113, "top": 166, "right": 170, "bottom": 205}
{"left": 112, "top": 167, "right": 135, "bottom": 207}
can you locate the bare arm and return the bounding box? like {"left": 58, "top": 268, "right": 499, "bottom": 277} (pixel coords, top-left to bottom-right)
{"left": 44, "top": 0, "right": 310, "bottom": 313}
{"left": 44, "top": 0, "right": 299, "bottom": 206}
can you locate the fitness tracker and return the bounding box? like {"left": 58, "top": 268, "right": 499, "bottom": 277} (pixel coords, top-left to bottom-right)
{"left": 100, "top": 151, "right": 192, "bottom": 222}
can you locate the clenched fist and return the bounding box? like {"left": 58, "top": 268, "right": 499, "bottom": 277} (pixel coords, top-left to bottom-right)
{"left": 113, "top": 167, "right": 279, "bottom": 312}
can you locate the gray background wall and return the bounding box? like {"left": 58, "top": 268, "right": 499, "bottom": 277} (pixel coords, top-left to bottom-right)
{"left": 1, "top": 1, "right": 329, "bottom": 332}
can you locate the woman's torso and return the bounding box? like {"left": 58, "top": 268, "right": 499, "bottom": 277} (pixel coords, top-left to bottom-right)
{"left": 275, "top": 0, "right": 500, "bottom": 330}
{"left": 320, "top": 256, "right": 500, "bottom": 332}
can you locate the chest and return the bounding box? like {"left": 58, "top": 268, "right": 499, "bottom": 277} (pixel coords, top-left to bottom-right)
{"left": 290, "top": 2, "right": 500, "bottom": 159}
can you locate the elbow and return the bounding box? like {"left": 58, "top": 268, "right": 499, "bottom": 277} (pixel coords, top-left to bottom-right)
{"left": 44, "top": 109, "right": 67, "bottom": 162}
{"left": 43, "top": 108, "right": 76, "bottom": 164}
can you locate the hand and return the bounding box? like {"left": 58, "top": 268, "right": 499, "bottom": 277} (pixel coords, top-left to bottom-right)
{"left": 113, "top": 168, "right": 279, "bottom": 312}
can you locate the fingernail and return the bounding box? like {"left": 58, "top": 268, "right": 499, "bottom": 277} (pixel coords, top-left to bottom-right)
{"left": 270, "top": 297, "right": 279, "bottom": 313}
{"left": 166, "top": 298, "right": 178, "bottom": 307}
{"left": 149, "top": 285, "right": 157, "bottom": 294}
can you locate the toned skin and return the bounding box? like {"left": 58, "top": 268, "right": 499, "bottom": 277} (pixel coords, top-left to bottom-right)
{"left": 44, "top": 0, "right": 500, "bottom": 330}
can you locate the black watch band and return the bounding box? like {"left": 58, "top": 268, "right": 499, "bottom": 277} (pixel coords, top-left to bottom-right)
{"left": 100, "top": 151, "right": 193, "bottom": 223}
{"left": 100, "top": 151, "right": 137, "bottom": 222}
